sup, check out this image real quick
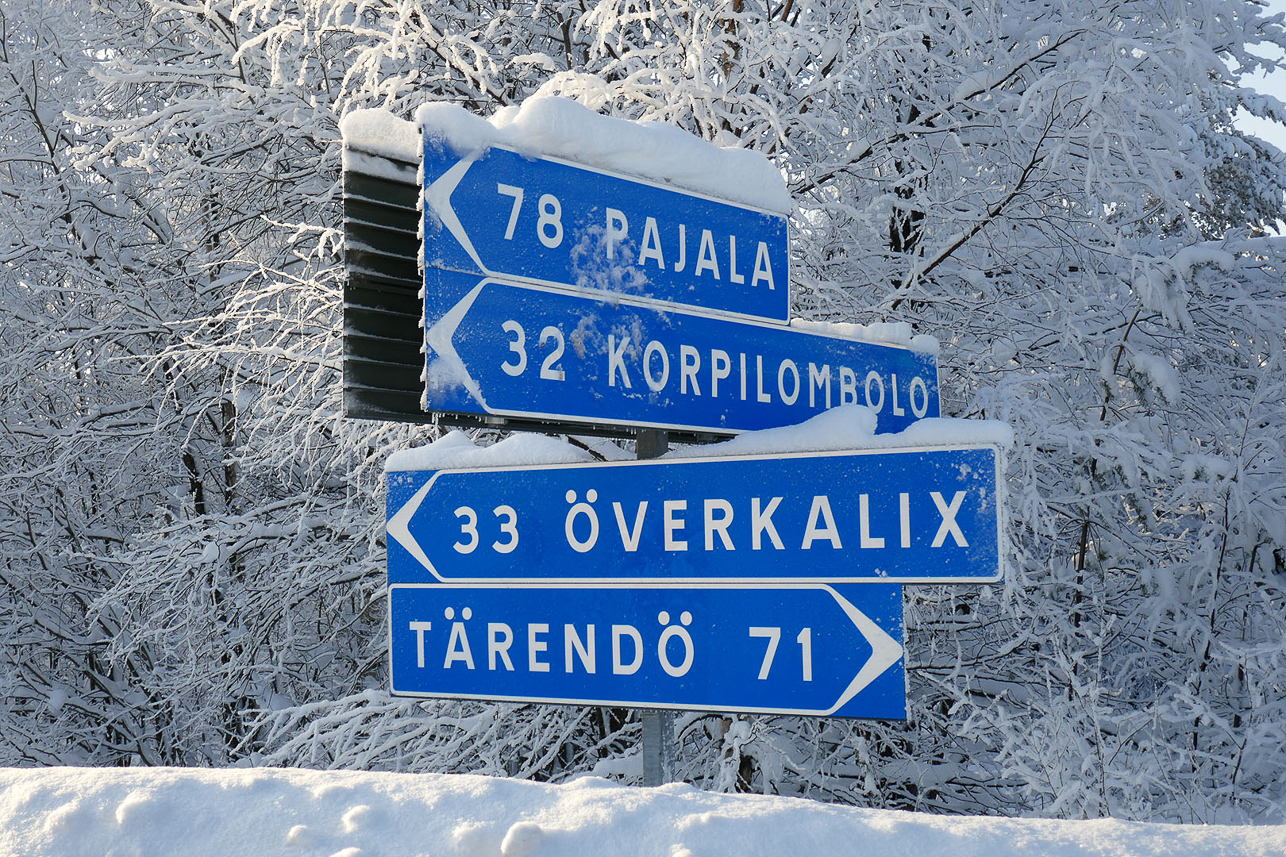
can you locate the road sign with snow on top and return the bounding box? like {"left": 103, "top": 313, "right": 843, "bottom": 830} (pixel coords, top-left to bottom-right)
{"left": 422, "top": 138, "right": 790, "bottom": 321}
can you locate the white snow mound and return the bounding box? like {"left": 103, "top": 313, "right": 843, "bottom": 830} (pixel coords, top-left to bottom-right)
{"left": 342, "top": 96, "right": 792, "bottom": 213}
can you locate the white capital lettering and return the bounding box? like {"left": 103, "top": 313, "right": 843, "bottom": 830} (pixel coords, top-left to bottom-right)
{"left": 931, "top": 491, "right": 969, "bottom": 547}
{"left": 409, "top": 621, "right": 432, "bottom": 668}
{"left": 756, "top": 355, "right": 771, "bottom": 402}
{"left": 695, "top": 228, "right": 720, "bottom": 278}
{"left": 778, "top": 359, "right": 800, "bottom": 405}
{"left": 565, "top": 625, "right": 596, "bottom": 674}
{"left": 910, "top": 376, "right": 931, "bottom": 418}
{"left": 802, "top": 495, "right": 843, "bottom": 549}
{"left": 612, "top": 625, "right": 643, "bottom": 675}
{"left": 444, "top": 622, "right": 475, "bottom": 670}
{"left": 752, "top": 496, "right": 785, "bottom": 550}
{"left": 840, "top": 366, "right": 858, "bottom": 406}
{"left": 664, "top": 500, "right": 688, "bottom": 551}
{"left": 639, "top": 216, "right": 664, "bottom": 268}
{"left": 891, "top": 373, "right": 906, "bottom": 416}
{"left": 865, "top": 371, "right": 885, "bottom": 412}
{"left": 680, "top": 345, "right": 702, "bottom": 396}
{"left": 528, "top": 623, "right": 550, "bottom": 672}
{"left": 809, "top": 363, "right": 832, "bottom": 408}
{"left": 488, "top": 623, "right": 515, "bottom": 671}
{"left": 608, "top": 334, "right": 632, "bottom": 388}
{"left": 643, "top": 341, "right": 670, "bottom": 392}
{"left": 605, "top": 208, "right": 628, "bottom": 260}
{"left": 613, "top": 501, "right": 648, "bottom": 552}
{"left": 859, "top": 494, "right": 885, "bottom": 549}
{"left": 704, "top": 498, "right": 735, "bottom": 550}
{"left": 752, "top": 241, "right": 775, "bottom": 289}
{"left": 711, "top": 349, "right": 731, "bottom": 398}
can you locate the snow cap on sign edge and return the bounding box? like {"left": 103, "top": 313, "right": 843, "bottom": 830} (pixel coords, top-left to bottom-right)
{"left": 385, "top": 406, "right": 1013, "bottom": 472}
{"left": 341, "top": 95, "right": 793, "bottom": 214}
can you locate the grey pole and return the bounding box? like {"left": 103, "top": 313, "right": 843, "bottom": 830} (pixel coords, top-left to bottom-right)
{"left": 635, "top": 429, "right": 674, "bottom": 786}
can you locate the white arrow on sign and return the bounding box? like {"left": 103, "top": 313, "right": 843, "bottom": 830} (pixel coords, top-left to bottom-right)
{"left": 826, "top": 588, "right": 904, "bottom": 715}
{"left": 425, "top": 157, "right": 488, "bottom": 274}
{"left": 386, "top": 475, "right": 438, "bottom": 578}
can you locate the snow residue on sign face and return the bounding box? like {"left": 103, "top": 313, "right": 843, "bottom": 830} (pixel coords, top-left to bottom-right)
{"left": 343, "top": 96, "right": 791, "bottom": 213}
{"left": 385, "top": 430, "right": 593, "bottom": 472}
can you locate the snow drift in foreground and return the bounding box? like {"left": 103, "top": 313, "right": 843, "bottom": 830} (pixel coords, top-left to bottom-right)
{"left": 341, "top": 95, "right": 792, "bottom": 214}
{"left": 1, "top": 767, "right": 1282, "bottom": 857}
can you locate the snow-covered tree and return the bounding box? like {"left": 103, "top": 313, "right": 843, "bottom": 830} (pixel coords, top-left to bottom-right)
{"left": 2, "top": 0, "right": 1285, "bottom": 823}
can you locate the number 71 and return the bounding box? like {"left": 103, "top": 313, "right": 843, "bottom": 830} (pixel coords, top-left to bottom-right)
{"left": 749, "top": 626, "right": 813, "bottom": 681}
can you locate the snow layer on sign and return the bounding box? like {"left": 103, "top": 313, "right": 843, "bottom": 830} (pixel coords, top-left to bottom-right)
{"left": 384, "top": 429, "right": 593, "bottom": 472}
{"left": 893, "top": 416, "right": 1015, "bottom": 448}
{"left": 414, "top": 96, "right": 793, "bottom": 213}
{"left": 788, "top": 318, "right": 940, "bottom": 354}
{"left": 340, "top": 107, "right": 421, "bottom": 162}
{"left": 1, "top": 766, "right": 1284, "bottom": 857}
{"left": 340, "top": 97, "right": 792, "bottom": 211}
{"left": 666, "top": 405, "right": 1013, "bottom": 459}
{"left": 386, "top": 410, "right": 1014, "bottom": 470}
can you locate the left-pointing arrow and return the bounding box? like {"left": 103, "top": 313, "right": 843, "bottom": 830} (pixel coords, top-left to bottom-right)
{"left": 386, "top": 474, "right": 438, "bottom": 579}
{"left": 424, "top": 156, "right": 487, "bottom": 274}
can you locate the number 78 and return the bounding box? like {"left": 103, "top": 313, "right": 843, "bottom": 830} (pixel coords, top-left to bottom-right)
{"left": 497, "top": 183, "right": 564, "bottom": 249}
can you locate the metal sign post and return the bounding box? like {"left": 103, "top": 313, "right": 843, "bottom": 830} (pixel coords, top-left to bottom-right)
{"left": 637, "top": 430, "right": 674, "bottom": 787}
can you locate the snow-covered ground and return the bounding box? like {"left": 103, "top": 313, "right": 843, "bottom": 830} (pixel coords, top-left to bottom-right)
{"left": 1, "top": 766, "right": 1283, "bottom": 857}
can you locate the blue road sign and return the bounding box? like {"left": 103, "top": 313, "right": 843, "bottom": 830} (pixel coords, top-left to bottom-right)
{"left": 424, "top": 270, "right": 939, "bottom": 436}
{"left": 387, "top": 445, "right": 1002, "bottom": 586}
{"left": 388, "top": 582, "right": 905, "bottom": 718}
{"left": 423, "top": 138, "right": 790, "bottom": 321}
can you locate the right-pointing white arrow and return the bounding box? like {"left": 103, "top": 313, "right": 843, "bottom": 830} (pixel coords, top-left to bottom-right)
{"left": 825, "top": 587, "right": 905, "bottom": 715}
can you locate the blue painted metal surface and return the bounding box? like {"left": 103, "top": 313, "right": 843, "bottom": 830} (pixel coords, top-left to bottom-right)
{"left": 388, "top": 582, "right": 905, "bottom": 718}
{"left": 423, "top": 272, "right": 939, "bottom": 436}
{"left": 423, "top": 140, "right": 790, "bottom": 321}
{"left": 387, "top": 445, "right": 1002, "bottom": 585}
